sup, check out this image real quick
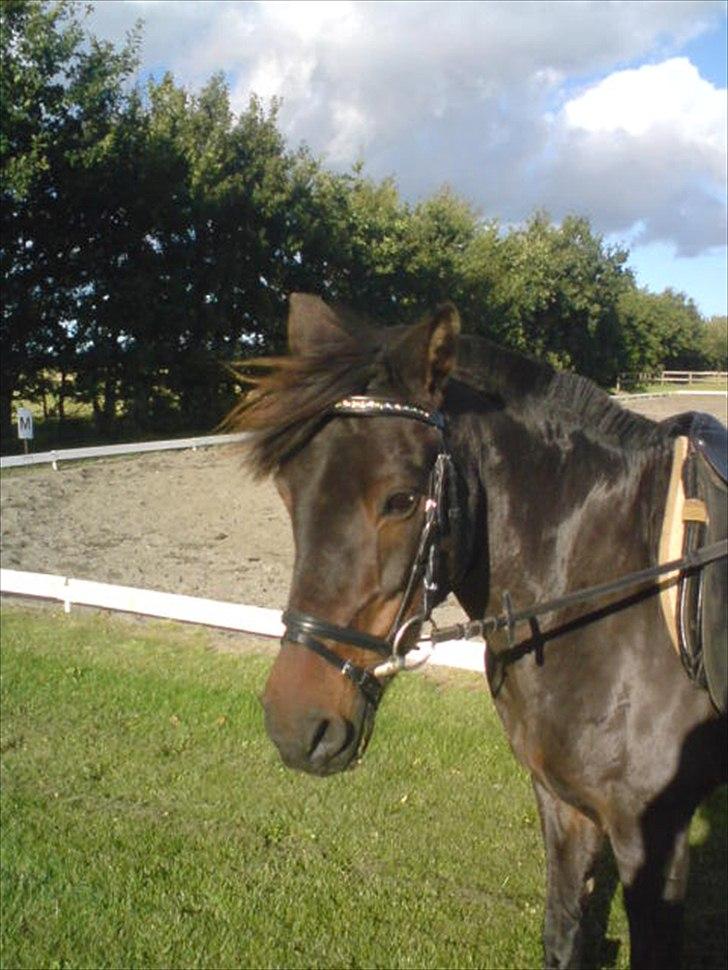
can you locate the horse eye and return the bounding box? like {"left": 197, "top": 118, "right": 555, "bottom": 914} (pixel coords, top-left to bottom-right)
{"left": 383, "top": 491, "right": 418, "bottom": 518}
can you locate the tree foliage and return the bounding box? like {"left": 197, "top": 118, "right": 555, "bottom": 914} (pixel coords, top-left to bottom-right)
{"left": 1, "top": 2, "right": 723, "bottom": 447}
{"left": 701, "top": 316, "right": 728, "bottom": 370}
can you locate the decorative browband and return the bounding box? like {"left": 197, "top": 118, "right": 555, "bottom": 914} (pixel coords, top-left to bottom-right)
{"left": 333, "top": 396, "right": 445, "bottom": 431}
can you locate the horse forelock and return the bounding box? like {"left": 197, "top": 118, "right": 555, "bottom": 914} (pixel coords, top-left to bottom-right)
{"left": 223, "top": 339, "right": 382, "bottom": 478}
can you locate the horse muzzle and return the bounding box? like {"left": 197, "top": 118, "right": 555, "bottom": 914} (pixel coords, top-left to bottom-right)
{"left": 261, "top": 641, "right": 375, "bottom": 775}
{"left": 262, "top": 702, "right": 362, "bottom": 775}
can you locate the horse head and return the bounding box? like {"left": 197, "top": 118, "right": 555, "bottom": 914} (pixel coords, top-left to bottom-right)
{"left": 231, "top": 294, "right": 461, "bottom": 774}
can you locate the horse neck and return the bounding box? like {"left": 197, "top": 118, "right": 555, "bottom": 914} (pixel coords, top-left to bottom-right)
{"left": 448, "top": 405, "right": 671, "bottom": 620}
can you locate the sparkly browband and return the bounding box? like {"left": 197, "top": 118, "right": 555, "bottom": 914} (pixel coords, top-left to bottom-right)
{"left": 333, "top": 396, "right": 445, "bottom": 431}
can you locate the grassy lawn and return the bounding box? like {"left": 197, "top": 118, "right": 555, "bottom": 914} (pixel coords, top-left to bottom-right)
{"left": 1, "top": 606, "right": 725, "bottom": 969}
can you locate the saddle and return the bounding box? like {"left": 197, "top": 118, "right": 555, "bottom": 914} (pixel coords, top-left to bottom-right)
{"left": 659, "top": 412, "right": 727, "bottom": 713}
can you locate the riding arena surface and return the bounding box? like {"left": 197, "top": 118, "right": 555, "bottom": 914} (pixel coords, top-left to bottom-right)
{"left": 1, "top": 394, "right": 726, "bottom": 637}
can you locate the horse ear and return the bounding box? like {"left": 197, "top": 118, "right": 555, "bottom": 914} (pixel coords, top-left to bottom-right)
{"left": 391, "top": 303, "right": 461, "bottom": 401}
{"left": 287, "top": 293, "right": 348, "bottom": 355}
{"left": 425, "top": 303, "right": 461, "bottom": 396}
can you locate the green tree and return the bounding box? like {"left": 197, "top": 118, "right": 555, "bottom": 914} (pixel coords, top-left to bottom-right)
{"left": 616, "top": 287, "right": 668, "bottom": 377}
{"left": 279, "top": 161, "right": 409, "bottom": 318}
{"left": 1, "top": 0, "right": 140, "bottom": 441}
{"left": 398, "top": 187, "right": 480, "bottom": 312}
{"left": 616, "top": 287, "right": 708, "bottom": 380}
{"left": 480, "top": 213, "right": 633, "bottom": 383}
{"left": 700, "top": 315, "right": 727, "bottom": 370}
{"left": 649, "top": 289, "right": 705, "bottom": 370}
{"left": 143, "top": 76, "right": 299, "bottom": 423}
{"left": 281, "top": 170, "right": 482, "bottom": 328}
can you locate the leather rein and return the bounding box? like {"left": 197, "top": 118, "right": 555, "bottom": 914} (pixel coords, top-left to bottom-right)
{"left": 282, "top": 395, "right": 728, "bottom": 709}
{"left": 282, "top": 395, "right": 456, "bottom": 708}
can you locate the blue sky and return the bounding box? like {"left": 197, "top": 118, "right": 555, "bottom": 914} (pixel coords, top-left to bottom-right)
{"left": 90, "top": 0, "right": 727, "bottom": 317}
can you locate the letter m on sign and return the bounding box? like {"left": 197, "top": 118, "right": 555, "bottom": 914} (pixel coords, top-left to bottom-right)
{"left": 17, "top": 407, "right": 33, "bottom": 440}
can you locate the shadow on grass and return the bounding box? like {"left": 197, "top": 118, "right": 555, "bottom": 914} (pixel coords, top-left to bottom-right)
{"left": 683, "top": 786, "right": 728, "bottom": 970}
{"left": 582, "top": 844, "right": 622, "bottom": 970}
{"left": 578, "top": 784, "right": 727, "bottom": 970}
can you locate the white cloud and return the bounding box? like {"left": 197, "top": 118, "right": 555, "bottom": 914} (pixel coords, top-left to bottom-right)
{"left": 563, "top": 58, "right": 726, "bottom": 157}
{"left": 259, "top": 1, "right": 361, "bottom": 45}
{"left": 86, "top": 0, "right": 727, "bottom": 258}
{"left": 328, "top": 102, "right": 370, "bottom": 164}
{"left": 537, "top": 58, "right": 727, "bottom": 254}
{"left": 241, "top": 52, "right": 317, "bottom": 105}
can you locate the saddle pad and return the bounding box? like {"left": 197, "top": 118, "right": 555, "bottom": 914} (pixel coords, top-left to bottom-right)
{"left": 658, "top": 436, "right": 689, "bottom": 652}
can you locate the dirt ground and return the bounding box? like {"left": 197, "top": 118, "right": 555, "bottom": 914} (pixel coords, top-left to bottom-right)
{"left": 1, "top": 394, "right": 725, "bottom": 627}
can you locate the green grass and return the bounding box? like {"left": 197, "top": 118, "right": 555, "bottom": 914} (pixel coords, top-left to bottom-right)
{"left": 1, "top": 607, "right": 725, "bottom": 969}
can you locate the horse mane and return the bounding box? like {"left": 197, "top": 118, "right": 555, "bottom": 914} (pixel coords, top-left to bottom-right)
{"left": 226, "top": 328, "right": 666, "bottom": 477}
{"left": 454, "top": 336, "right": 666, "bottom": 450}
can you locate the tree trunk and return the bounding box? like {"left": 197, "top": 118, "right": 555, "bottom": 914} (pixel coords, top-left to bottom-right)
{"left": 58, "top": 369, "right": 67, "bottom": 423}
{"left": 0, "top": 385, "right": 14, "bottom": 447}
{"left": 102, "top": 373, "right": 117, "bottom": 436}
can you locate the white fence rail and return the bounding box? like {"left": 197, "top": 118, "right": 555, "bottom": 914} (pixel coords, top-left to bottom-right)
{"left": 614, "top": 389, "right": 727, "bottom": 401}
{"left": 0, "top": 431, "right": 250, "bottom": 470}
{"left": 616, "top": 370, "right": 727, "bottom": 390}
{"left": 659, "top": 370, "right": 727, "bottom": 385}
{"left": 0, "top": 569, "right": 486, "bottom": 674}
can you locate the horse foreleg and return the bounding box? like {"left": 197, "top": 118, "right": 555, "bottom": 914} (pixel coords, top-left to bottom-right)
{"left": 533, "top": 778, "right": 605, "bottom": 969}
{"left": 610, "top": 812, "right": 691, "bottom": 970}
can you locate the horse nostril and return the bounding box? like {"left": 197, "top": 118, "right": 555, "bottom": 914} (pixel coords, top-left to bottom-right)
{"left": 308, "top": 718, "right": 330, "bottom": 758}
{"left": 307, "top": 715, "right": 353, "bottom": 769}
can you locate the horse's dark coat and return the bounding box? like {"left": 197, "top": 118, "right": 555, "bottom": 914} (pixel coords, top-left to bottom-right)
{"left": 230, "top": 295, "right": 726, "bottom": 969}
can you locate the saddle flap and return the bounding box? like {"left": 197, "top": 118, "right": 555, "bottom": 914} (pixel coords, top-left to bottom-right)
{"left": 689, "top": 411, "right": 728, "bottom": 484}
{"left": 693, "top": 444, "right": 727, "bottom": 714}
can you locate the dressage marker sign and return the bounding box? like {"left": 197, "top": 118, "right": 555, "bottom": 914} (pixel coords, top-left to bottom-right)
{"left": 16, "top": 407, "right": 33, "bottom": 453}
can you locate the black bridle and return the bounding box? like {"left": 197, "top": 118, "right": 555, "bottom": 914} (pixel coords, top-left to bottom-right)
{"left": 282, "top": 394, "right": 728, "bottom": 711}
{"left": 282, "top": 395, "right": 456, "bottom": 708}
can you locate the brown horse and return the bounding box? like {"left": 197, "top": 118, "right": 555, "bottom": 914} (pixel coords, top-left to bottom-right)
{"left": 229, "top": 293, "right": 726, "bottom": 969}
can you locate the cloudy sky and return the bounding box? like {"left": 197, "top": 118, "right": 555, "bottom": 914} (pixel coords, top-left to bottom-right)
{"left": 89, "top": 0, "right": 727, "bottom": 316}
